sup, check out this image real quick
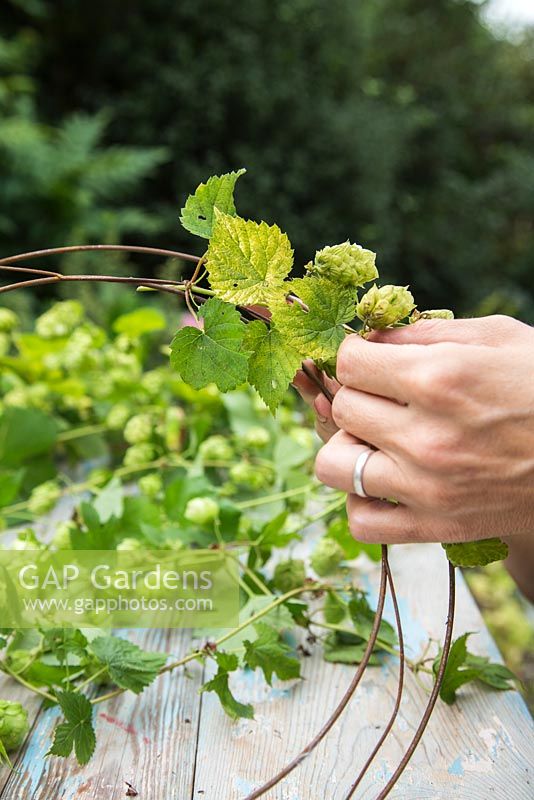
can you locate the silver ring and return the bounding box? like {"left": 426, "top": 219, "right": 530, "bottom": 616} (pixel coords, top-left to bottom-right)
{"left": 353, "top": 448, "right": 375, "bottom": 498}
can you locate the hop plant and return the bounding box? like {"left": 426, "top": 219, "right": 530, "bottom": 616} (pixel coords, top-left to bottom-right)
{"left": 123, "top": 443, "right": 156, "bottom": 468}
{"left": 28, "top": 480, "right": 61, "bottom": 516}
{"left": 0, "top": 308, "right": 19, "bottom": 333}
{"left": 117, "top": 537, "right": 144, "bottom": 552}
{"left": 199, "top": 435, "right": 234, "bottom": 462}
{"left": 0, "top": 701, "right": 29, "bottom": 752}
{"left": 35, "top": 300, "right": 84, "bottom": 339}
{"left": 124, "top": 414, "right": 153, "bottom": 444}
{"left": 273, "top": 559, "right": 306, "bottom": 593}
{"left": 309, "top": 241, "right": 378, "bottom": 288}
{"left": 356, "top": 284, "right": 415, "bottom": 329}
{"left": 311, "top": 537, "right": 345, "bottom": 577}
{"left": 139, "top": 473, "right": 163, "bottom": 498}
{"left": 184, "top": 497, "right": 219, "bottom": 526}
{"left": 0, "top": 333, "right": 10, "bottom": 357}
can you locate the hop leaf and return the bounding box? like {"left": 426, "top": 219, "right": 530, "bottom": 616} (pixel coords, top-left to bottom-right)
{"left": 180, "top": 169, "right": 246, "bottom": 238}
{"left": 170, "top": 297, "right": 250, "bottom": 392}
{"left": 48, "top": 692, "right": 96, "bottom": 765}
{"left": 271, "top": 277, "right": 356, "bottom": 360}
{"left": 207, "top": 210, "right": 293, "bottom": 305}
{"left": 309, "top": 241, "right": 378, "bottom": 288}
{"left": 443, "top": 538, "right": 509, "bottom": 567}
{"left": 243, "top": 320, "right": 302, "bottom": 413}
{"left": 89, "top": 636, "right": 167, "bottom": 694}
{"left": 243, "top": 623, "right": 301, "bottom": 685}
{"left": 356, "top": 284, "right": 415, "bottom": 328}
{"left": 200, "top": 651, "right": 254, "bottom": 720}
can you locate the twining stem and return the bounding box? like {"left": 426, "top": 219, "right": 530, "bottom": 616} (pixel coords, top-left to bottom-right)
{"left": 375, "top": 561, "right": 456, "bottom": 800}
{"left": 344, "top": 556, "right": 405, "bottom": 799}
{"left": 57, "top": 424, "right": 108, "bottom": 443}
{"left": 244, "top": 545, "right": 389, "bottom": 800}
{"left": 89, "top": 583, "right": 320, "bottom": 707}
{"left": 236, "top": 483, "right": 316, "bottom": 510}
{"left": 0, "top": 663, "right": 56, "bottom": 704}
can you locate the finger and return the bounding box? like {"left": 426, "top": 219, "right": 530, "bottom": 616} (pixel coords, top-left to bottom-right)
{"left": 313, "top": 394, "right": 338, "bottom": 442}
{"left": 331, "top": 385, "right": 410, "bottom": 453}
{"left": 346, "top": 494, "right": 448, "bottom": 544}
{"left": 315, "top": 431, "right": 406, "bottom": 500}
{"left": 336, "top": 334, "right": 423, "bottom": 403}
{"left": 368, "top": 316, "right": 521, "bottom": 347}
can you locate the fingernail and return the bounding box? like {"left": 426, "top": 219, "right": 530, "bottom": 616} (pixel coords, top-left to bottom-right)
{"left": 317, "top": 414, "right": 328, "bottom": 424}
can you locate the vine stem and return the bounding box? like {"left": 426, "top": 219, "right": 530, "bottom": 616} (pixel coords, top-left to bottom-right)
{"left": 90, "top": 583, "right": 320, "bottom": 706}
{"left": 374, "top": 561, "right": 456, "bottom": 800}
{"left": 244, "top": 545, "right": 389, "bottom": 800}
{"left": 344, "top": 556, "right": 405, "bottom": 799}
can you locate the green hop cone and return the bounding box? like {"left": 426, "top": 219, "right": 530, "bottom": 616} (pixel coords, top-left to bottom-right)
{"left": 184, "top": 497, "right": 219, "bottom": 526}
{"left": 198, "top": 435, "right": 234, "bottom": 462}
{"left": 124, "top": 413, "right": 153, "bottom": 445}
{"left": 310, "top": 537, "right": 345, "bottom": 577}
{"left": 410, "top": 309, "right": 454, "bottom": 322}
{"left": 309, "top": 241, "right": 378, "bottom": 288}
{"left": 273, "top": 559, "right": 306, "bottom": 593}
{"left": 0, "top": 308, "right": 19, "bottom": 333}
{"left": 356, "top": 284, "right": 415, "bottom": 329}
{"left": 241, "top": 426, "right": 271, "bottom": 449}
{"left": 51, "top": 520, "right": 78, "bottom": 550}
{"left": 35, "top": 300, "right": 84, "bottom": 339}
{"left": 0, "top": 700, "right": 29, "bottom": 752}
{"left": 139, "top": 473, "right": 163, "bottom": 499}
{"left": 106, "top": 404, "right": 131, "bottom": 431}
{"left": 123, "top": 443, "right": 156, "bottom": 468}
{"left": 229, "top": 462, "right": 274, "bottom": 490}
{"left": 28, "top": 480, "right": 61, "bottom": 515}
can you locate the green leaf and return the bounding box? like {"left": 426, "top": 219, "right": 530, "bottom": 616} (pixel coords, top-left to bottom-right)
{"left": 243, "top": 321, "right": 302, "bottom": 413}
{"left": 323, "top": 591, "right": 347, "bottom": 625}
{"left": 443, "top": 538, "right": 509, "bottom": 567}
{"left": 170, "top": 297, "right": 250, "bottom": 392}
{"left": 323, "top": 633, "right": 381, "bottom": 665}
{"left": 243, "top": 623, "right": 301, "bottom": 685}
{"left": 271, "top": 277, "right": 356, "bottom": 360}
{"left": 93, "top": 476, "right": 124, "bottom": 523}
{"left": 348, "top": 591, "right": 397, "bottom": 649}
{"left": 207, "top": 210, "right": 293, "bottom": 305}
{"left": 113, "top": 307, "right": 166, "bottom": 337}
{"left": 48, "top": 691, "right": 96, "bottom": 765}
{"left": 200, "top": 651, "right": 254, "bottom": 720}
{"left": 0, "top": 407, "right": 57, "bottom": 467}
{"left": 89, "top": 636, "right": 167, "bottom": 694}
{"left": 327, "top": 517, "right": 382, "bottom": 562}
{"left": 433, "top": 633, "right": 517, "bottom": 704}
{"left": 180, "top": 169, "right": 246, "bottom": 238}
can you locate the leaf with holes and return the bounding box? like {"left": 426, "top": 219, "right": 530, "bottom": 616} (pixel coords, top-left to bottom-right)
{"left": 180, "top": 169, "right": 246, "bottom": 238}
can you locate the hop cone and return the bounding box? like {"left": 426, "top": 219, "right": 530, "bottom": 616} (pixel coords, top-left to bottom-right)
{"left": 357, "top": 284, "right": 415, "bottom": 328}
{"left": 310, "top": 241, "right": 378, "bottom": 288}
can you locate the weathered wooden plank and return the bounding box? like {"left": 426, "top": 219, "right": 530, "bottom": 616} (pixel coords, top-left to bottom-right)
{"left": 0, "top": 628, "right": 204, "bottom": 800}
{"left": 191, "top": 543, "right": 533, "bottom": 799}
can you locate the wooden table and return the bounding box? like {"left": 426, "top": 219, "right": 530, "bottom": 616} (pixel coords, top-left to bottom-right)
{"left": 1, "top": 532, "right": 532, "bottom": 799}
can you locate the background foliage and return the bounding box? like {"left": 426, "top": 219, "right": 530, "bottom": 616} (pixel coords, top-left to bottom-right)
{"left": 1, "top": 0, "right": 534, "bottom": 319}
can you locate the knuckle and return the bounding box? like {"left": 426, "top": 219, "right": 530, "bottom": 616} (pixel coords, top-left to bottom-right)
{"left": 336, "top": 335, "right": 359, "bottom": 384}
{"left": 424, "top": 479, "right": 456, "bottom": 512}
{"left": 411, "top": 427, "right": 462, "bottom": 472}
{"left": 410, "top": 347, "right": 463, "bottom": 406}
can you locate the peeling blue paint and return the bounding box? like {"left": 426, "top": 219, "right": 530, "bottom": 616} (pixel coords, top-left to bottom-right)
{"left": 448, "top": 756, "right": 464, "bottom": 776}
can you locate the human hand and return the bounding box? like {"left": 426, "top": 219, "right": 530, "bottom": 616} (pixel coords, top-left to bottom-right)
{"left": 313, "top": 315, "right": 534, "bottom": 546}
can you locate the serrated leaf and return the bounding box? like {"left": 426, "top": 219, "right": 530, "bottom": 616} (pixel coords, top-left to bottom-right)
{"left": 443, "top": 538, "right": 509, "bottom": 567}
{"left": 48, "top": 691, "right": 96, "bottom": 765}
{"left": 200, "top": 651, "right": 254, "bottom": 720}
{"left": 271, "top": 277, "right": 356, "bottom": 360}
{"left": 170, "top": 297, "right": 250, "bottom": 391}
{"left": 433, "top": 633, "right": 517, "bottom": 704}
{"left": 243, "top": 623, "right": 301, "bottom": 685}
{"left": 323, "top": 633, "right": 381, "bottom": 665}
{"left": 243, "top": 320, "right": 302, "bottom": 413}
{"left": 180, "top": 169, "right": 246, "bottom": 238}
{"left": 207, "top": 210, "right": 293, "bottom": 305}
{"left": 89, "top": 636, "right": 167, "bottom": 694}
